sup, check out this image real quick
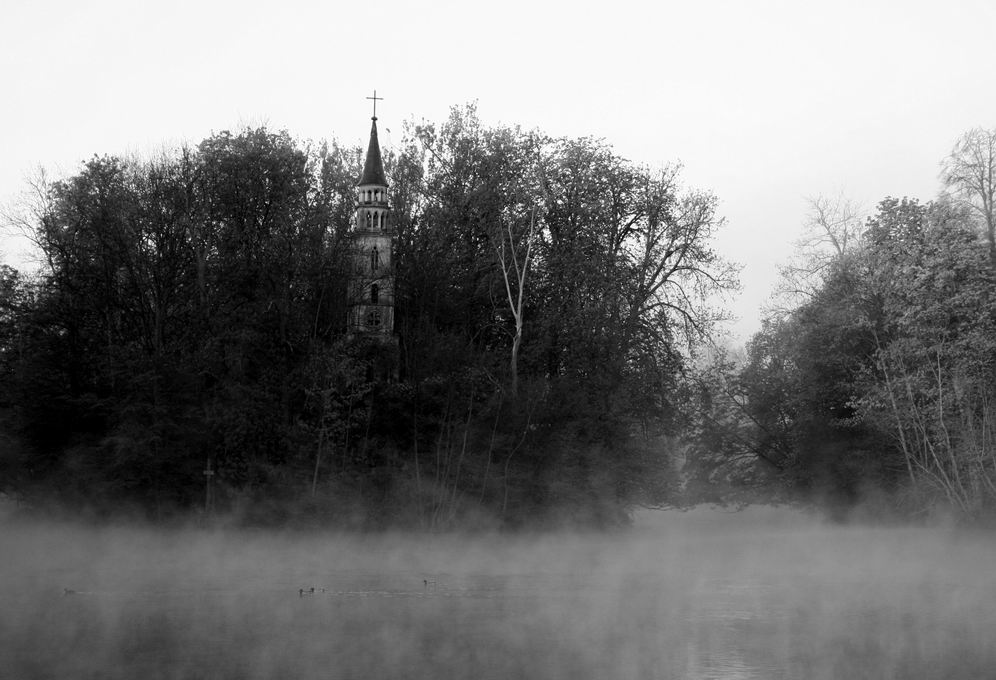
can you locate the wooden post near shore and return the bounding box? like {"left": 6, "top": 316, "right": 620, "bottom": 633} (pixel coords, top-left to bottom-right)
{"left": 203, "top": 458, "right": 215, "bottom": 515}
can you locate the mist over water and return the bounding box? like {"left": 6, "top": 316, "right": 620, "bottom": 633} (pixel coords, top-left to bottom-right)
{"left": 2, "top": 507, "right": 994, "bottom": 679}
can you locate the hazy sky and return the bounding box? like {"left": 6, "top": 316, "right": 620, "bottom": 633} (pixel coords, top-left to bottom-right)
{"left": 2, "top": 0, "right": 994, "bottom": 340}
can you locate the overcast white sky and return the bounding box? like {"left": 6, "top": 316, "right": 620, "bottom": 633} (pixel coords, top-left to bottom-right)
{"left": 2, "top": 0, "right": 994, "bottom": 340}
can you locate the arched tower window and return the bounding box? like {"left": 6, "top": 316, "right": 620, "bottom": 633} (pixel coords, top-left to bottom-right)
{"left": 370, "top": 283, "right": 379, "bottom": 304}
{"left": 370, "top": 246, "right": 380, "bottom": 272}
{"left": 366, "top": 211, "right": 372, "bottom": 229}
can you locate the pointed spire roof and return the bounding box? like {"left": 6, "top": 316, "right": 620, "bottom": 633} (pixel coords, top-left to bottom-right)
{"left": 358, "top": 118, "right": 387, "bottom": 187}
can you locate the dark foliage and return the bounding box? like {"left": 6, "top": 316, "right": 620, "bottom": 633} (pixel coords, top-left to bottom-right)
{"left": 686, "top": 193, "right": 996, "bottom": 519}
{"left": 0, "top": 108, "right": 734, "bottom": 528}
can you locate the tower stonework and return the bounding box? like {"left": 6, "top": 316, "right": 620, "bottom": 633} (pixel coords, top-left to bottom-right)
{"left": 348, "top": 102, "right": 397, "bottom": 356}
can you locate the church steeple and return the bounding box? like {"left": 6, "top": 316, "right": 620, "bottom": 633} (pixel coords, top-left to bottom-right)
{"left": 358, "top": 89, "right": 387, "bottom": 187}
{"left": 348, "top": 91, "right": 395, "bottom": 348}
{"left": 358, "top": 118, "right": 387, "bottom": 187}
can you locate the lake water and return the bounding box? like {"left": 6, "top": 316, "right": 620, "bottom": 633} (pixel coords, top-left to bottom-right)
{"left": 2, "top": 507, "right": 994, "bottom": 679}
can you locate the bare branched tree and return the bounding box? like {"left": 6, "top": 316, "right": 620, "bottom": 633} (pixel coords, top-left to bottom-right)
{"left": 0, "top": 167, "right": 55, "bottom": 271}
{"left": 769, "top": 193, "right": 863, "bottom": 314}
{"left": 941, "top": 126, "right": 996, "bottom": 267}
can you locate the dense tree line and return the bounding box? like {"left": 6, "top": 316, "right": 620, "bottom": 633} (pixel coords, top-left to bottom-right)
{"left": 0, "top": 105, "right": 736, "bottom": 528}
{"left": 687, "top": 128, "right": 996, "bottom": 520}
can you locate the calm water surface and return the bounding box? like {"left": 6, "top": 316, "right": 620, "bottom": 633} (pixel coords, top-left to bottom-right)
{"left": 2, "top": 508, "right": 994, "bottom": 679}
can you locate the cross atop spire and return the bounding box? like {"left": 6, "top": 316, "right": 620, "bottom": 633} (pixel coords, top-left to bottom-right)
{"left": 366, "top": 90, "right": 383, "bottom": 120}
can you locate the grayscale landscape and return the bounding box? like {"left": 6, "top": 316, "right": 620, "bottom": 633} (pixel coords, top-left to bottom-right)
{"left": 3, "top": 2, "right": 996, "bottom": 678}
{"left": 3, "top": 508, "right": 995, "bottom": 679}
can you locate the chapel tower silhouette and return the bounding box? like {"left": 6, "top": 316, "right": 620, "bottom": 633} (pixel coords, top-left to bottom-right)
{"left": 348, "top": 91, "right": 395, "bottom": 343}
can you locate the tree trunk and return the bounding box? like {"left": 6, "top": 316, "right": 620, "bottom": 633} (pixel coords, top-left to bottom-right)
{"left": 312, "top": 426, "right": 324, "bottom": 498}
{"left": 510, "top": 332, "right": 520, "bottom": 396}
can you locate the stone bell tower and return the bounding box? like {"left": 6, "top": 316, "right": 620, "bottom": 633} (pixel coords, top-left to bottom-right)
{"left": 348, "top": 91, "right": 395, "bottom": 343}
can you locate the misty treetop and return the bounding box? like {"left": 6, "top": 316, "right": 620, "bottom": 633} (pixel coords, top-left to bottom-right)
{"left": 687, "top": 127, "right": 996, "bottom": 519}
{"left": 0, "top": 104, "right": 737, "bottom": 528}
{"left": 8, "top": 107, "right": 989, "bottom": 526}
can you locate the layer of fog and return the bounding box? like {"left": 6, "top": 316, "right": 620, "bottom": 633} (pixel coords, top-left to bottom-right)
{"left": 2, "top": 507, "right": 994, "bottom": 679}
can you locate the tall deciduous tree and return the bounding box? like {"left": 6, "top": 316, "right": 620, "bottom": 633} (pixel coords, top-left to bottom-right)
{"left": 772, "top": 193, "right": 864, "bottom": 312}
{"left": 2, "top": 108, "right": 738, "bottom": 526}
{"left": 494, "top": 206, "right": 536, "bottom": 395}
{"left": 711, "top": 194, "right": 996, "bottom": 517}
{"left": 941, "top": 127, "right": 996, "bottom": 267}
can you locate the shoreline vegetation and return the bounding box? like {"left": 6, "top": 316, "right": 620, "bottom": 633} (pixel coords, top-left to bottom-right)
{"left": 1, "top": 108, "right": 994, "bottom": 529}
